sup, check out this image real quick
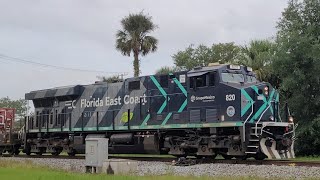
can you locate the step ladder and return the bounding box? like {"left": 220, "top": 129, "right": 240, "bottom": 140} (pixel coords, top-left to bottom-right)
{"left": 245, "top": 124, "right": 262, "bottom": 155}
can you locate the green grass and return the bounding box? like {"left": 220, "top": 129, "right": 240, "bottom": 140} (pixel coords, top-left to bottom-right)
{"left": 0, "top": 159, "right": 278, "bottom": 180}
{"left": 293, "top": 156, "right": 320, "bottom": 162}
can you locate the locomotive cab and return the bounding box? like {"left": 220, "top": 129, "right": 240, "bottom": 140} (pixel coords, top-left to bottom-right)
{"left": 185, "top": 64, "right": 295, "bottom": 159}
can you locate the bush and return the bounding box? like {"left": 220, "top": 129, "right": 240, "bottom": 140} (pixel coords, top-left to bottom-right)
{"left": 295, "top": 118, "right": 320, "bottom": 156}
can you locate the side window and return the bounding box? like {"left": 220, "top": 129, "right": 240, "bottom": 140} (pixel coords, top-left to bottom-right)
{"left": 41, "top": 112, "right": 45, "bottom": 127}
{"left": 190, "top": 77, "right": 194, "bottom": 89}
{"left": 50, "top": 110, "right": 53, "bottom": 125}
{"left": 129, "top": 81, "right": 140, "bottom": 91}
{"left": 196, "top": 74, "right": 207, "bottom": 87}
{"left": 35, "top": 111, "right": 39, "bottom": 128}
{"left": 55, "top": 110, "right": 59, "bottom": 125}
{"left": 189, "top": 75, "right": 207, "bottom": 88}
{"left": 209, "top": 72, "right": 215, "bottom": 86}
{"left": 30, "top": 117, "right": 34, "bottom": 129}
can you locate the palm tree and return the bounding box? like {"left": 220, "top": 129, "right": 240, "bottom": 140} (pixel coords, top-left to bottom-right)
{"left": 116, "top": 12, "right": 158, "bottom": 77}
{"left": 238, "top": 40, "right": 275, "bottom": 81}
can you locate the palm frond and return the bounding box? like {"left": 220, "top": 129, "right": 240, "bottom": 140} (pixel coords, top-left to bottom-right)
{"left": 141, "top": 36, "right": 158, "bottom": 56}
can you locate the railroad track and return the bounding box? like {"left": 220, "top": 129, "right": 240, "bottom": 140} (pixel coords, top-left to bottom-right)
{"left": 2, "top": 154, "right": 320, "bottom": 167}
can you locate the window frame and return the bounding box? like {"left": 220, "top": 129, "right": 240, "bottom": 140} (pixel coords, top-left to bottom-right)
{"left": 128, "top": 80, "right": 140, "bottom": 91}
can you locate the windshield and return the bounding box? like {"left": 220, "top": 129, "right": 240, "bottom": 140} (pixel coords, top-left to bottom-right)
{"left": 246, "top": 75, "right": 257, "bottom": 83}
{"left": 221, "top": 73, "right": 245, "bottom": 83}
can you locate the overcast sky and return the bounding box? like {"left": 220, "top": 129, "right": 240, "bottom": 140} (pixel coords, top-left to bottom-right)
{"left": 0, "top": 0, "right": 288, "bottom": 99}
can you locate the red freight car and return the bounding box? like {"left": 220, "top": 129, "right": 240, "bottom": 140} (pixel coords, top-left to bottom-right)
{"left": 0, "top": 108, "right": 21, "bottom": 155}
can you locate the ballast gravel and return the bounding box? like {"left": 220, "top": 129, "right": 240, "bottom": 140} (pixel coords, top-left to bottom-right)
{"left": 2, "top": 157, "right": 320, "bottom": 179}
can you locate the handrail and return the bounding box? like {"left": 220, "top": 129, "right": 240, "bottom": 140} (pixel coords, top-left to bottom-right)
{"left": 255, "top": 103, "right": 271, "bottom": 137}
{"left": 242, "top": 100, "right": 254, "bottom": 142}
{"left": 278, "top": 108, "right": 283, "bottom": 122}
{"left": 292, "top": 123, "right": 298, "bottom": 139}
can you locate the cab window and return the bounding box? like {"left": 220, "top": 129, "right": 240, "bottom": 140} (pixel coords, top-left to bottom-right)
{"left": 246, "top": 75, "right": 257, "bottom": 83}
{"left": 189, "top": 72, "right": 216, "bottom": 88}
{"left": 190, "top": 74, "right": 206, "bottom": 88}
{"left": 221, "top": 73, "right": 245, "bottom": 83}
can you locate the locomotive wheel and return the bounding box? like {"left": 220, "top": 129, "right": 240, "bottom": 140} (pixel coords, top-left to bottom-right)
{"left": 36, "top": 152, "right": 43, "bottom": 155}
{"left": 235, "top": 156, "right": 247, "bottom": 160}
{"left": 212, "top": 153, "right": 218, "bottom": 159}
{"left": 68, "top": 152, "right": 76, "bottom": 156}
{"left": 68, "top": 149, "right": 76, "bottom": 156}
{"left": 51, "top": 152, "right": 60, "bottom": 156}
{"left": 222, "top": 154, "right": 233, "bottom": 160}
{"left": 9, "top": 149, "right": 20, "bottom": 155}
{"left": 24, "top": 148, "right": 31, "bottom": 156}
{"left": 8, "top": 150, "right": 15, "bottom": 156}
{"left": 254, "top": 153, "right": 266, "bottom": 160}
{"left": 195, "top": 155, "right": 203, "bottom": 159}
{"left": 51, "top": 150, "right": 61, "bottom": 156}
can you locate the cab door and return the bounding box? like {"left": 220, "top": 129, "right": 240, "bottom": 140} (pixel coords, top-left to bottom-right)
{"left": 187, "top": 71, "right": 219, "bottom": 123}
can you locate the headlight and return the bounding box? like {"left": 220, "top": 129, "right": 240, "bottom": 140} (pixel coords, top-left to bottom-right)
{"left": 269, "top": 115, "right": 274, "bottom": 121}
{"left": 264, "top": 86, "right": 269, "bottom": 96}
{"left": 288, "top": 116, "right": 294, "bottom": 123}
{"left": 229, "top": 65, "right": 241, "bottom": 70}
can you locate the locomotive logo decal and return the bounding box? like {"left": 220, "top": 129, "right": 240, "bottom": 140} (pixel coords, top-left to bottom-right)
{"left": 65, "top": 100, "right": 76, "bottom": 109}
{"left": 190, "top": 95, "right": 196, "bottom": 102}
{"left": 190, "top": 95, "right": 215, "bottom": 102}
{"left": 121, "top": 112, "right": 134, "bottom": 123}
{"left": 226, "top": 106, "right": 236, "bottom": 117}
{"left": 80, "top": 94, "right": 147, "bottom": 108}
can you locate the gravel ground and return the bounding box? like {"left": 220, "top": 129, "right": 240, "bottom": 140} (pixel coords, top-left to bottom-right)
{"left": 2, "top": 157, "right": 320, "bottom": 179}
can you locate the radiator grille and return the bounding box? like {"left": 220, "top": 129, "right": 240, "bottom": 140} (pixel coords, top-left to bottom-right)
{"left": 190, "top": 109, "right": 201, "bottom": 123}
{"left": 206, "top": 109, "right": 218, "bottom": 122}
{"left": 173, "top": 114, "right": 180, "bottom": 120}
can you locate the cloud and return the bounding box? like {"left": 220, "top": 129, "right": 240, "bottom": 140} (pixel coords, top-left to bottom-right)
{"left": 0, "top": 0, "right": 288, "bottom": 99}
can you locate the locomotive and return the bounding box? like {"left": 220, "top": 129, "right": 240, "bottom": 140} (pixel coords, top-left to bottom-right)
{"left": 21, "top": 64, "right": 295, "bottom": 160}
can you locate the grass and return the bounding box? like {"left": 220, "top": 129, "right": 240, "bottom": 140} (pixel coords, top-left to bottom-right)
{"left": 0, "top": 159, "right": 282, "bottom": 180}
{"left": 294, "top": 156, "right": 320, "bottom": 162}
{"left": 1, "top": 155, "right": 320, "bottom": 180}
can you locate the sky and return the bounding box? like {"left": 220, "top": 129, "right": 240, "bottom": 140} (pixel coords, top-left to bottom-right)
{"left": 0, "top": 0, "right": 288, "bottom": 99}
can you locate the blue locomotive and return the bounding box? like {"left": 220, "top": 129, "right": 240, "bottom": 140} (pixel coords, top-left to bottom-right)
{"left": 23, "top": 64, "right": 295, "bottom": 159}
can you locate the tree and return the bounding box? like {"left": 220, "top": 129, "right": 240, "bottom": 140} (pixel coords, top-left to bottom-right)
{"left": 172, "top": 43, "right": 241, "bottom": 70}
{"left": 155, "top": 66, "right": 182, "bottom": 75}
{"left": 211, "top": 42, "right": 242, "bottom": 64}
{"left": 97, "top": 75, "right": 123, "bottom": 83}
{"left": 116, "top": 12, "right": 158, "bottom": 77}
{"left": 272, "top": 0, "right": 320, "bottom": 155}
{"left": 238, "top": 39, "right": 276, "bottom": 82}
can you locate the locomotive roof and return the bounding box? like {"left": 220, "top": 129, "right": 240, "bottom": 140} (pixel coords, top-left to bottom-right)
{"left": 25, "top": 84, "right": 84, "bottom": 100}
{"left": 188, "top": 64, "right": 226, "bottom": 73}
{"left": 25, "top": 64, "right": 250, "bottom": 100}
